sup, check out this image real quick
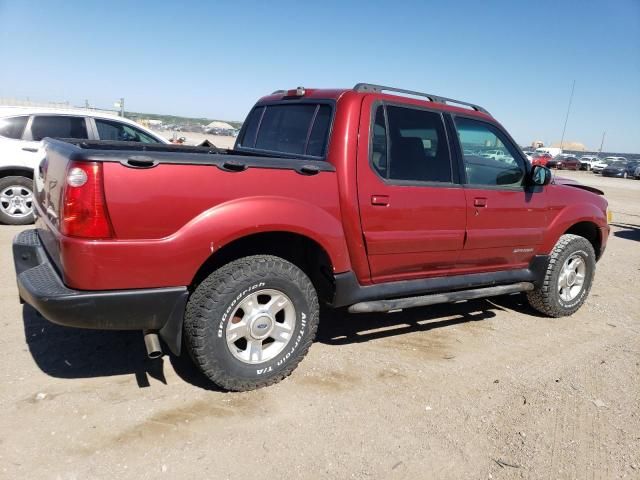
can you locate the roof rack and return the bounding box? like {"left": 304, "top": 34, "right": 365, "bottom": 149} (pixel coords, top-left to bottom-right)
{"left": 353, "top": 83, "right": 490, "bottom": 115}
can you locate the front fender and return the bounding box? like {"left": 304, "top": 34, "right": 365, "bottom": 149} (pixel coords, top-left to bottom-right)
{"left": 541, "top": 200, "right": 607, "bottom": 254}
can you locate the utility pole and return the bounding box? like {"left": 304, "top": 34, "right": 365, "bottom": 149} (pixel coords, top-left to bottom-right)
{"left": 598, "top": 131, "right": 606, "bottom": 154}
{"left": 84, "top": 99, "right": 89, "bottom": 109}
{"left": 559, "top": 80, "right": 575, "bottom": 151}
{"left": 119, "top": 97, "right": 125, "bottom": 117}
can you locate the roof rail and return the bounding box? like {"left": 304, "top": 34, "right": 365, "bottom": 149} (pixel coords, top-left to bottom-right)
{"left": 271, "top": 89, "right": 286, "bottom": 94}
{"left": 353, "top": 83, "right": 490, "bottom": 115}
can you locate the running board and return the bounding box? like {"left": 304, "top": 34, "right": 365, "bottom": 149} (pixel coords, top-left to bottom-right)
{"left": 347, "top": 282, "right": 534, "bottom": 314}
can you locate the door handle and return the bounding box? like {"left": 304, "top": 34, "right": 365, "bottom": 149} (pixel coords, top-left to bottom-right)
{"left": 22, "top": 147, "right": 39, "bottom": 153}
{"left": 371, "top": 195, "right": 389, "bottom": 206}
{"left": 473, "top": 197, "right": 487, "bottom": 207}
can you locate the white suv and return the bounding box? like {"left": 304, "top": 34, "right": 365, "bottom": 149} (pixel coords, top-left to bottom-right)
{"left": 0, "top": 107, "right": 168, "bottom": 224}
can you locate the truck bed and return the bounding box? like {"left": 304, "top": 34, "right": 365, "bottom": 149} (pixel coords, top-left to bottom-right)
{"left": 34, "top": 138, "right": 347, "bottom": 291}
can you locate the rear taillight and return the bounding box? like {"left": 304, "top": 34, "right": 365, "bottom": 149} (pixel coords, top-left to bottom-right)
{"left": 61, "top": 161, "right": 114, "bottom": 239}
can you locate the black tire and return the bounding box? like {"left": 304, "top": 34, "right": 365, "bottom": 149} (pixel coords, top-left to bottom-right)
{"left": 0, "top": 176, "right": 35, "bottom": 225}
{"left": 527, "top": 234, "right": 596, "bottom": 317}
{"left": 184, "top": 255, "right": 319, "bottom": 391}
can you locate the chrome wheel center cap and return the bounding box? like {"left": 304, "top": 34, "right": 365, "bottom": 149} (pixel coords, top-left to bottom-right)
{"left": 567, "top": 271, "right": 576, "bottom": 286}
{"left": 249, "top": 314, "right": 274, "bottom": 340}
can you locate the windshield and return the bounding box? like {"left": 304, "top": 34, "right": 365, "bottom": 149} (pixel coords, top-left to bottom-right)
{"left": 237, "top": 103, "right": 332, "bottom": 158}
{"left": 611, "top": 161, "right": 626, "bottom": 167}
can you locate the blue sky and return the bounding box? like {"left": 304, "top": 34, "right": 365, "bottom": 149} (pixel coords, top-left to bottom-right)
{"left": 1, "top": 0, "right": 639, "bottom": 152}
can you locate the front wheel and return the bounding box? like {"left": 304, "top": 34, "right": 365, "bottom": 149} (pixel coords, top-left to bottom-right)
{"left": 184, "top": 255, "right": 319, "bottom": 391}
{"left": 0, "top": 176, "right": 35, "bottom": 225}
{"left": 527, "top": 234, "right": 596, "bottom": 317}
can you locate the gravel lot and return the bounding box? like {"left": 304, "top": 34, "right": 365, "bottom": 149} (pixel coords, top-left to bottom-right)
{"left": 0, "top": 170, "right": 638, "bottom": 479}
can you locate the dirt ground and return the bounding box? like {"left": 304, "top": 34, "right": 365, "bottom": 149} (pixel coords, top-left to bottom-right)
{"left": 0, "top": 170, "right": 638, "bottom": 480}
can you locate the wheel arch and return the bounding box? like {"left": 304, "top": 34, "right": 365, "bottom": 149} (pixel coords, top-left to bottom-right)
{"left": 191, "top": 231, "right": 336, "bottom": 304}
{"left": 564, "top": 221, "right": 602, "bottom": 259}
{"left": 0, "top": 166, "right": 34, "bottom": 180}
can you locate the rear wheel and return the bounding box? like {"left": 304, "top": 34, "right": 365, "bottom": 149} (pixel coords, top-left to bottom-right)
{"left": 184, "top": 255, "right": 319, "bottom": 391}
{"left": 0, "top": 176, "right": 35, "bottom": 225}
{"left": 527, "top": 234, "right": 596, "bottom": 317}
{"left": 623, "top": 171, "right": 628, "bottom": 179}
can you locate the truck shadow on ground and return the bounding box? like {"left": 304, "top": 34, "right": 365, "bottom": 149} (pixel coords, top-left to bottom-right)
{"left": 21, "top": 305, "right": 167, "bottom": 388}
{"left": 611, "top": 222, "right": 640, "bottom": 242}
{"left": 316, "top": 292, "right": 539, "bottom": 345}
{"left": 22, "top": 293, "right": 540, "bottom": 391}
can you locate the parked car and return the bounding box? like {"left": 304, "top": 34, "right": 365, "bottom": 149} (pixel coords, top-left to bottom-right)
{"left": 0, "top": 107, "right": 167, "bottom": 225}
{"left": 531, "top": 152, "right": 552, "bottom": 167}
{"left": 578, "top": 155, "right": 599, "bottom": 171}
{"left": 602, "top": 160, "right": 639, "bottom": 178}
{"left": 547, "top": 155, "right": 580, "bottom": 170}
{"left": 591, "top": 157, "right": 626, "bottom": 174}
{"left": 14, "top": 84, "right": 610, "bottom": 391}
{"left": 480, "top": 149, "right": 511, "bottom": 162}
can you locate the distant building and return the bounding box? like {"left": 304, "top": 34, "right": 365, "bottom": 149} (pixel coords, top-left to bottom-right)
{"left": 532, "top": 140, "right": 544, "bottom": 148}
{"left": 551, "top": 141, "right": 587, "bottom": 151}
{"left": 205, "top": 120, "right": 235, "bottom": 131}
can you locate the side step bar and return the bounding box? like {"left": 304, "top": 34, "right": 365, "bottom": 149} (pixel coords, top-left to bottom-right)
{"left": 348, "top": 282, "right": 534, "bottom": 314}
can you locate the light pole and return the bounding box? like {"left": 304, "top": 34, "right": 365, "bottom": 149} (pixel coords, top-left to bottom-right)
{"left": 559, "top": 80, "right": 575, "bottom": 151}
{"left": 598, "top": 131, "right": 606, "bottom": 154}
{"left": 114, "top": 98, "right": 125, "bottom": 117}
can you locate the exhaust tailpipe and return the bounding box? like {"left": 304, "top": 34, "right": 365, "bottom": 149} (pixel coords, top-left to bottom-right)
{"left": 143, "top": 330, "right": 163, "bottom": 359}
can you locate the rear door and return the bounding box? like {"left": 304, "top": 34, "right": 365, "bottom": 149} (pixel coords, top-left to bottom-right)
{"left": 451, "top": 116, "right": 547, "bottom": 273}
{"left": 357, "top": 99, "right": 466, "bottom": 283}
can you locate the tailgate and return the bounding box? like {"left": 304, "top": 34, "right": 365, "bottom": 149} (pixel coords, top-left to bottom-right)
{"left": 33, "top": 140, "right": 71, "bottom": 271}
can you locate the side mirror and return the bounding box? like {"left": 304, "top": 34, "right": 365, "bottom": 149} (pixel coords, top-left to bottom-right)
{"left": 531, "top": 165, "right": 552, "bottom": 186}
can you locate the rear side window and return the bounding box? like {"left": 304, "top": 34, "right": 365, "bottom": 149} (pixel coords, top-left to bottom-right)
{"left": 238, "top": 103, "right": 332, "bottom": 158}
{"left": 30, "top": 116, "right": 88, "bottom": 141}
{"left": 0, "top": 116, "right": 29, "bottom": 139}
{"left": 371, "top": 104, "right": 453, "bottom": 183}
{"left": 95, "top": 119, "right": 159, "bottom": 143}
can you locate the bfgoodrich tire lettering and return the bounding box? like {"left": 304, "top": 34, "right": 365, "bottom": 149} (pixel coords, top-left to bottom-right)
{"left": 527, "top": 234, "right": 596, "bottom": 317}
{"left": 184, "top": 255, "right": 319, "bottom": 391}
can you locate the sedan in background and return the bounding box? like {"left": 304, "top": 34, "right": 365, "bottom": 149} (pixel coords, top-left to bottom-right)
{"left": 592, "top": 157, "right": 624, "bottom": 174}
{"left": 602, "top": 160, "right": 639, "bottom": 178}
{"left": 547, "top": 155, "right": 580, "bottom": 170}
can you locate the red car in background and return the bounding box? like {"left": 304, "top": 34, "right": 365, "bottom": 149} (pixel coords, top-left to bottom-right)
{"left": 547, "top": 156, "right": 580, "bottom": 170}
{"left": 531, "top": 152, "right": 552, "bottom": 166}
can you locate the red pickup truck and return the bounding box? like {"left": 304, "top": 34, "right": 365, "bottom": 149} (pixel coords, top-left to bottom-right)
{"left": 14, "top": 84, "right": 610, "bottom": 391}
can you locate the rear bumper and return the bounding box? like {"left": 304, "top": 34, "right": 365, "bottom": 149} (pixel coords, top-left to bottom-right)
{"left": 13, "top": 229, "right": 188, "bottom": 352}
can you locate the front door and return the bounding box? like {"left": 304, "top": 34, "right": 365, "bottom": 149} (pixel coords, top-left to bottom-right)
{"left": 357, "top": 100, "right": 466, "bottom": 283}
{"left": 452, "top": 116, "right": 548, "bottom": 273}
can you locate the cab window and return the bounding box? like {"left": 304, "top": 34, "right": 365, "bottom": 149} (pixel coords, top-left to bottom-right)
{"left": 454, "top": 117, "right": 525, "bottom": 187}
{"left": 371, "top": 104, "right": 453, "bottom": 183}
